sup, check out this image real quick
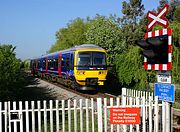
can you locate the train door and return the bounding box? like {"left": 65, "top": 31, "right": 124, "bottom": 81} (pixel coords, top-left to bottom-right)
{"left": 61, "top": 53, "right": 71, "bottom": 77}
{"left": 58, "top": 53, "right": 62, "bottom": 76}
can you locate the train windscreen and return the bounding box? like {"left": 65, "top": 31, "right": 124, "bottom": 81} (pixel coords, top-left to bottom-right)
{"left": 77, "top": 52, "right": 106, "bottom": 66}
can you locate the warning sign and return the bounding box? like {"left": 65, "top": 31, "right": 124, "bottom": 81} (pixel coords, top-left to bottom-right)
{"left": 110, "top": 107, "right": 140, "bottom": 124}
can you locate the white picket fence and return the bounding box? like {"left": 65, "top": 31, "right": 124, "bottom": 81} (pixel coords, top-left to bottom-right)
{"left": 122, "top": 88, "right": 171, "bottom": 132}
{"left": 0, "top": 88, "right": 170, "bottom": 132}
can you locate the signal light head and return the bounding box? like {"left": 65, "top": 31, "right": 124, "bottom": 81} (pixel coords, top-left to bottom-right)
{"left": 136, "top": 35, "right": 168, "bottom": 64}
{"left": 136, "top": 28, "right": 172, "bottom": 71}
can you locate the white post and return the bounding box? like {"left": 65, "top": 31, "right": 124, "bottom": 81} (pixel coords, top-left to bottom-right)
{"left": 103, "top": 98, "right": 107, "bottom": 132}
{"left": 50, "top": 100, "right": 53, "bottom": 132}
{"left": 74, "top": 100, "right": 77, "bottom": 132}
{"left": 19, "top": 101, "right": 23, "bottom": 132}
{"left": 0, "top": 102, "right": 2, "bottom": 132}
{"left": 68, "top": 100, "right": 71, "bottom": 132}
{"left": 37, "top": 101, "right": 41, "bottom": 132}
{"left": 8, "top": 101, "right": 11, "bottom": 132}
{"left": 56, "top": 100, "right": 59, "bottom": 132}
{"left": 154, "top": 96, "right": 159, "bottom": 132}
{"left": 136, "top": 97, "right": 140, "bottom": 132}
{"left": 91, "top": 98, "right": 95, "bottom": 132}
{"left": 149, "top": 96, "right": 153, "bottom": 132}
{"left": 121, "top": 88, "right": 127, "bottom": 132}
{"left": 97, "top": 98, "right": 103, "bottom": 132}
{"left": 110, "top": 98, "right": 114, "bottom": 132}
{"left": 43, "top": 100, "right": 47, "bottom": 132}
{"left": 116, "top": 97, "right": 120, "bottom": 132}
{"left": 142, "top": 96, "right": 146, "bottom": 132}
{"left": 62, "top": 100, "right": 65, "bottom": 132}
{"left": 31, "top": 101, "right": 35, "bottom": 132}
{"left": 80, "top": 99, "right": 83, "bottom": 132}
{"left": 157, "top": 70, "right": 172, "bottom": 132}
{"left": 25, "top": 101, "right": 29, "bottom": 132}
{"left": 162, "top": 101, "right": 166, "bottom": 132}
{"left": 85, "top": 99, "right": 89, "bottom": 132}
{"left": 165, "top": 102, "right": 171, "bottom": 132}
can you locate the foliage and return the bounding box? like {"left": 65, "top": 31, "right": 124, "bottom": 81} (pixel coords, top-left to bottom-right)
{"left": 49, "top": 18, "right": 88, "bottom": 53}
{"left": 48, "top": 0, "right": 180, "bottom": 90}
{"left": 120, "top": 0, "right": 145, "bottom": 45}
{"left": 86, "top": 15, "right": 126, "bottom": 64}
{"left": 157, "top": 0, "right": 180, "bottom": 22}
{"left": 112, "top": 0, "right": 148, "bottom": 89}
{"left": 22, "top": 59, "right": 31, "bottom": 70}
{"left": 115, "top": 46, "right": 149, "bottom": 89}
{"left": 0, "top": 44, "right": 24, "bottom": 101}
{"left": 121, "top": 0, "right": 145, "bottom": 26}
{"left": 174, "top": 6, "right": 180, "bottom": 22}
{"left": 170, "top": 22, "right": 180, "bottom": 83}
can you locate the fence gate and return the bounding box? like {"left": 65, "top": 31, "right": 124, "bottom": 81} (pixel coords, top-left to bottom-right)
{"left": 8, "top": 102, "right": 23, "bottom": 132}
{"left": 0, "top": 88, "right": 170, "bottom": 132}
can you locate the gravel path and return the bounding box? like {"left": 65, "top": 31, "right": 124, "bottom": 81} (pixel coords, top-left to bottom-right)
{"left": 29, "top": 78, "right": 87, "bottom": 101}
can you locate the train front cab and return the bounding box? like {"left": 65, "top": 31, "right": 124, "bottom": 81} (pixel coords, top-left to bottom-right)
{"left": 74, "top": 49, "right": 108, "bottom": 90}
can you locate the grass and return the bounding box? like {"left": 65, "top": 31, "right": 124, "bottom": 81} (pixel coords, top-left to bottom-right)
{"left": 39, "top": 111, "right": 99, "bottom": 132}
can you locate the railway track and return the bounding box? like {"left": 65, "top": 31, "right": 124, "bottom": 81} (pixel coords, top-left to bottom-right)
{"left": 44, "top": 78, "right": 117, "bottom": 100}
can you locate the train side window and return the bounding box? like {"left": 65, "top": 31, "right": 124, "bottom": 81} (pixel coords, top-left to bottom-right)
{"left": 66, "top": 56, "right": 70, "bottom": 67}
{"left": 50, "top": 60, "right": 53, "bottom": 67}
{"left": 61, "top": 58, "right": 65, "bottom": 67}
{"left": 52, "top": 59, "right": 55, "bottom": 67}
{"left": 54, "top": 59, "right": 58, "bottom": 68}
{"left": 51, "top": 60, "right": 53, "bottom": 67}
{"left": 70, "top": 54, "right": 74, "bottom": 69}
{"left": 48, "top": 60, "right": 50, "bottom": 68}
{"left": 43, "top": 60, "right": 46, "bottom": 68}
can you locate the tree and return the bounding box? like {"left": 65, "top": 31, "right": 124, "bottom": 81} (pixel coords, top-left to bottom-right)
{"left": 170, "top": 22, "right": 180, "bottom": 83}
{"left": 113, "top": 0, "right": 147, "bottom": 89}
{"left": 0, "top": 44, "right": 23, "bottom": 101}
{"left": 49, "top": 18, "right": 88, "bottom": 53}
{"left": 157, "top": 0, "right": 180, "bottom": 22}
{"left": 174, "top": 6, "right": 180, "bottom": 22}
{"left": 120, "top": 0, "right": 145, "bottom": 45}
{"left": 115, "top": 46, "right": 149, "bottom": 89}
{"left": 86, "top": 15, "right": 126, "bottom": 64}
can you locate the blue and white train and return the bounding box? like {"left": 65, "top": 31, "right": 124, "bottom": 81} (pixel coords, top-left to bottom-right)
{"left": 30, "top": 44, "right": 108, "bottom": 90}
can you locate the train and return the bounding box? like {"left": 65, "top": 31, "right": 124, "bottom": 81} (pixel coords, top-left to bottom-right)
{"left": 30, "top": 44, "right": 108, "bottom": 91}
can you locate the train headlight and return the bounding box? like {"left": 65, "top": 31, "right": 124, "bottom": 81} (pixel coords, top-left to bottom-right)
{"left": 98, "top": 71, "right": 106, "bottom": 75}
{"left": 77, "top": 70, "right": 85, "bottom": 75}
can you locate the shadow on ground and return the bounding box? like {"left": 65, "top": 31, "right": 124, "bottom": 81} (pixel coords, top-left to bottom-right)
{"left": 19, "top": 74, "right": 57, "bottom": 101}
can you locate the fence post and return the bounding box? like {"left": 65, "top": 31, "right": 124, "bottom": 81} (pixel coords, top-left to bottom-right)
{"left": 149, "top": 96, "right": 153, "bottom": 132}
{"left": 121, "top": 88, "right": 127, "bottom": 132}
{"left": 19, "top": 101, "right": 23, "bottom": 132}
{"left": 154, "top": 96, "right": 159, "bottom": 132}
{"left": 165, "top": 102, "right": 171, "bottom": 132}
{"left": 162, "top": 101, "right": 166, "bottom": 132}
{"left": 0, "top": 102, "right": 2, "bottom": 132}
{"left": 97, "top": 98, "right": 103, "bottom": 132}
{"left": 142, "top": 96, "right": 146, "bottom": 132}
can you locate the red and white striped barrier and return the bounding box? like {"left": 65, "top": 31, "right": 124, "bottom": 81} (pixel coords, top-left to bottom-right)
{"left": 144, "top": 28, "right": 172, "bottom": 70}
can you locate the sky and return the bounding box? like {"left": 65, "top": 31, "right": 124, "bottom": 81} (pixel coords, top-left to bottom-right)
{"left": 0, "top": 0, "right": 159, "bottom": 60}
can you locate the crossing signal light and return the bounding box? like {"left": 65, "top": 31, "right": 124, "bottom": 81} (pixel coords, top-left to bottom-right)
{"left": 136, "top": 35, "right": 168, "bottom": 64}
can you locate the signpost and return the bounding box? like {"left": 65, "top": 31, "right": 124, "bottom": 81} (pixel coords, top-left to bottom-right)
{"left": 155, "top": 83, "right": 175, "bottom": 102}
{"left": 146, "top": 4, "right": 174, "bottom": 132}
{"left": 157, "top": 71, "right": 171, "bottom": 83}
{"left": 147, "top": 4, "right": 169, "bottom": 31}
